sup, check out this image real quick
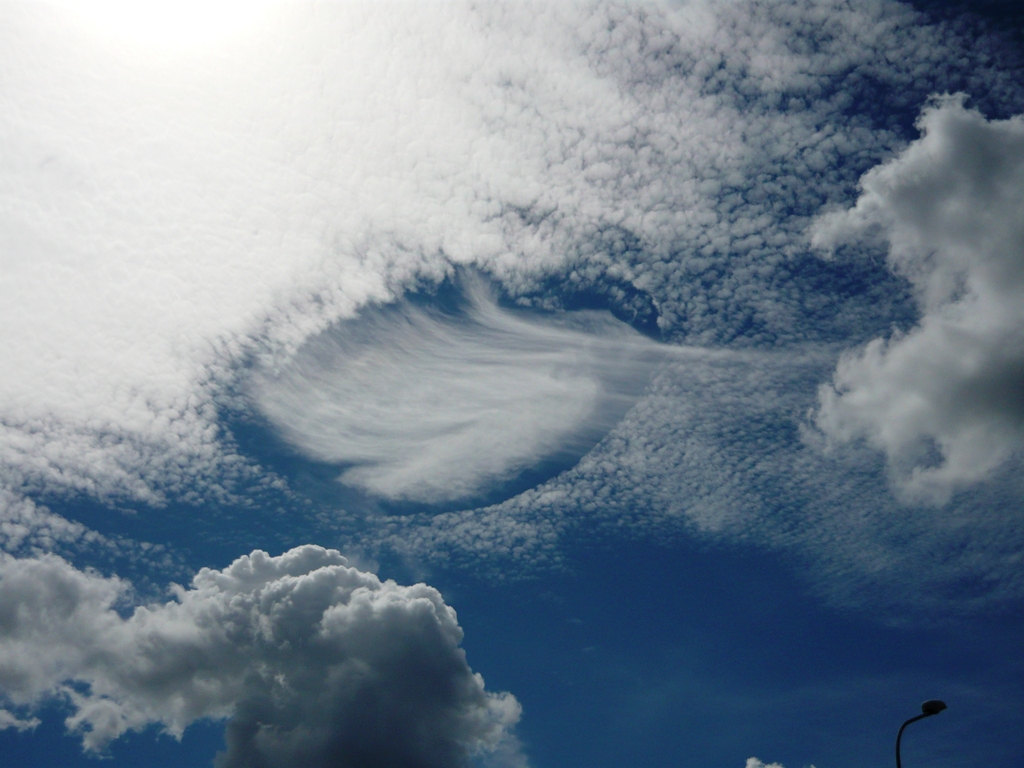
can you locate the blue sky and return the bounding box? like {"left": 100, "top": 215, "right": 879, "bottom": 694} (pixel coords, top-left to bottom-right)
{"left": 1, "top": 1, "right": 1023, "bottom": 767}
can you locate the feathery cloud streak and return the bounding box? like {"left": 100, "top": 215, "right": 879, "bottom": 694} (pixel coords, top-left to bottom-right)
{"left": 251, "top": 277, "right": 667, "bottom": 502}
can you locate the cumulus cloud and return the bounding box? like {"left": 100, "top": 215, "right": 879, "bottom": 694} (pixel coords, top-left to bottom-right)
{"left": 0, "top": 0, "right": 995, "bottom": 506}
{"left": 251, "top": 275, "right": 667, "bottom": 502}
{"left": 812, "top": 95, "right": 1024, "bottom": 501}
{"left": 0, "top": 546, "right": 521, "bottom": 767}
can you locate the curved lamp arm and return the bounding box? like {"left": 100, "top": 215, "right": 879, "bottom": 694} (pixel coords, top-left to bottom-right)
{"left": 895, "top": 701, "right": 947, "bottom": 768}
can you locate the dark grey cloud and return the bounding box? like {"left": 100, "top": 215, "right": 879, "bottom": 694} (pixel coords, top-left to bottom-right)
{"left": 0, "top": 547, "right": 522, "bottom": 767}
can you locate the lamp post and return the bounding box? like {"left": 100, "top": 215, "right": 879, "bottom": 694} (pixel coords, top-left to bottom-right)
{"left": 895, "top": 700, "right": 947, "bottom": 768}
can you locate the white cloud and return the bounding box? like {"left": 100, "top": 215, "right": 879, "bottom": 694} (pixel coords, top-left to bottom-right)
{"left": 2, "top": 4, "right": 1023, "bottom": 763}
{"left": 0, "top": 545, "right": 522, "bottom": 767}
{"left": 0, "top": 707, "right": 39, "bottom": 733}
{"left": 2, "top": 0, "right": 1021, "bottom": 619}
{"left": 0, "top": 1, "right": 979, "bottom": 506}
{"left": 746, "top": 759, "right": 786, "bottom": 768}
{"left": 812, "top": 95, "right": 1024, "bottom": 502}
{"left": 368, "top": 347, "right": 826, "bottom": 571}
{"left": 0, "top": 488, "right": 101, "bottom": 555}
{"left": 251, "top": 275, "right": 667, "bottom": 502}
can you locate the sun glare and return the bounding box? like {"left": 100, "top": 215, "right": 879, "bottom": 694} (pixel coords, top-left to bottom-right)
{"left": 56, "top": 0, "right": 273, "bottom": 47}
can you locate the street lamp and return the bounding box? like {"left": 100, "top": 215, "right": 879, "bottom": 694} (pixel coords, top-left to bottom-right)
{"left": 895, "top": 700, "right": 947, "bottom": 768}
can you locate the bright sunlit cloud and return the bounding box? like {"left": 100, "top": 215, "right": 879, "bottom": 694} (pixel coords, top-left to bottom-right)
{"left": 53, "top": 0, "right": 274, "bottom": 46}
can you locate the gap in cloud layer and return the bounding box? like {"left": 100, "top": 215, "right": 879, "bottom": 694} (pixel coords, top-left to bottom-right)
{"left": 246, "top": 272, "right": 670, "bottom": 509}
{"left": 363, "top": 341, "right": 1024, "bottom": 616}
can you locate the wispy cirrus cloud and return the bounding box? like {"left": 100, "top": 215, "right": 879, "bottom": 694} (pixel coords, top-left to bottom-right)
{"left": 250, "top": 276, "right": 667, "bottom": 503}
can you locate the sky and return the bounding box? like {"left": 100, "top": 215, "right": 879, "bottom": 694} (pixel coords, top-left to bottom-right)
{"left": 1, "top": 1, "right": 1023, "bottom": 767}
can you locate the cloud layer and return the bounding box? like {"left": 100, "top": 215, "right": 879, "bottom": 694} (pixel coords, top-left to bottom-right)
{"left": 0, "top": 0, "right": 1020, "bottom": 709}
{"left": 0, "top": 546, "right": 521, "bottom": 767}
{"left": 370, "top": 341, "right": 1024, "bottom": 614}
{"left": 0, "top": 0, "right": 995, "bottom": 506}
{"left": 813, "top": 96, "right": 1024, "bottom": 501}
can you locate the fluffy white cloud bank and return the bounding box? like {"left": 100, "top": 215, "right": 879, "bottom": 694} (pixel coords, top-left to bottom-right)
{"left": 0, "top": 0, "right": 978, "bottom": 506}
{"left": 813, "top": 96, "right": 1024, "bottom": 502}
{"left": 0, "top": 546, "right": 522, "bottom": 767}
{"left": 251, "top": 276, "right": 668, "bottom": 502}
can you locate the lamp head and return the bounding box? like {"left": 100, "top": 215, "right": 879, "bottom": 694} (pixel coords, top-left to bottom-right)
{"left": 921, "top": 700, "right": 947, "bottom": 716}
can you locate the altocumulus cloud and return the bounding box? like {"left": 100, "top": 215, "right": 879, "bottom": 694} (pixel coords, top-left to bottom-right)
{"left": 0, "top": 0, "right": 993, "bottom": 506}
{"left": 0, "top": 546, "right": 523, "bottom": 768}
{"left": 813, "top": 96, "right": 1024, "bottom": 502}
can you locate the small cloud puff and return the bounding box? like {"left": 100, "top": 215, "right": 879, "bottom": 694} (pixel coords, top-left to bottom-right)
{"left": 812, "top": 95, "right": 1024, "bottom": 502}
{"left": 0, "top": 707, "right": 39, "bottom": 732}
{"left": 746, "top": 759, "right": 815, "bottom": 768}
{"left": 0, "top": 546, "right": 522, "bottom": 768}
